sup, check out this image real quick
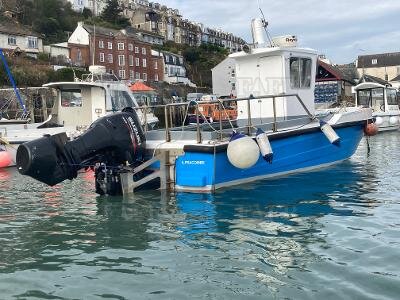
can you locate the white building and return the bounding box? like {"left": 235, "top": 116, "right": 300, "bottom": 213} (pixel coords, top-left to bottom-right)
{"left": 152, "top": 50, "right": 195, "bottom": 86}
{"left": 67, "top": 0, "right": 107, "bottom": 16}
{"left": 212, "top": 57, "right": 236, "bottom": 97}
{"left": 43, "top": 42, "right": 70, "bottom": 59}
{"left": 0, "top": 19, "right": 43, "bottom": 58}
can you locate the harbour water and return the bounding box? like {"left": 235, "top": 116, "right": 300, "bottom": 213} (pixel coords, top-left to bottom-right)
{"left": 0, "top": 132, "right": 399, "bottom": 299}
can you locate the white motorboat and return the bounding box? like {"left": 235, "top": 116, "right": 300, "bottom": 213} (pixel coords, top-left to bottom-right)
{"left": 0, "top": 66, "right": 158, "bottom": 167}
{"left": 354, "top": 82, "right": 400, "bottom": 132}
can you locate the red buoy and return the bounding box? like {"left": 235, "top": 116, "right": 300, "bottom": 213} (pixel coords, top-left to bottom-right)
{"left": 0, "top": 151, "right": 12, "bottom": 168}
{"left": 364, "top": 122, "right": 379, "bottom": 136}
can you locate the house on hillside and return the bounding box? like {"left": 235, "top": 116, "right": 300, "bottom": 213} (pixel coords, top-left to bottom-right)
{"left": 68, "top": 22, "right": 163, "bottom": 82}
{"left": 43, "top": 42, "right": 70, "bottom": 64}
{"left": 152, "top": 50, "right": 195, "bottom": 86}
{"left": 0, "top": 19, "right": 43, "bottom": 58}
{"left": 357, "top": 52, "right": 400, "bottom": 82}
{"left": 315, "top": 60, "right": 356, "bottom": 107}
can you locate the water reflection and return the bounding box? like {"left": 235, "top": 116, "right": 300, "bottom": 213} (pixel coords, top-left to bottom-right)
{"left": 0, "top": 136, "right": 393, "bottom": 299}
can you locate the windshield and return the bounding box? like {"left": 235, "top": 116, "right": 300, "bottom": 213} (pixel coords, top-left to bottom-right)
{"left": 61, "top": 90, "right": 82, "bottom": 107}
{"left": 109, "top": 90, "right": 135, "bottom": 111}
{"left": 387, "top": 89, "right": 398, "bottom": 105}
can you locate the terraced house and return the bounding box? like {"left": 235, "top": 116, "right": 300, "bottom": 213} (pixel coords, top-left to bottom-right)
{"left": 68, "top": 22, "right": 164, "bottom": 82}
{"left": 120, "top": 0, "right": 245, "bottom": 52}
{"left": 0, "top": 18, "right": 43, "bottom": 58}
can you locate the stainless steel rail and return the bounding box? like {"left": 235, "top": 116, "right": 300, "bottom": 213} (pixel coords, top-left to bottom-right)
{"left": 135, "top": 94, "right": 315, "bottom": 144}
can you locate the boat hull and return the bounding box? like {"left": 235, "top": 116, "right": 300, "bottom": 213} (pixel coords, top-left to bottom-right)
{"left": 175, "top": 123, "right": 364, "bottom": 192}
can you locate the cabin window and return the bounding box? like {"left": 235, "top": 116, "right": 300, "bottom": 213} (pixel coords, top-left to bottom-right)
{"left": 290, "top": 57, "right": 312, "bottom": 89}
{"left": 387, "top": 89, "right": 398, "bottom": 105}
{"left": 61, "top": 90, "right": 82, "bottom": 107}
{"left": 357, "top": 90, "right": 370, "bottom": 107}
{"left": 371, "top": 88, "right": 384, "bottom": 108}
{"left": 109, "top": 90, "right": 134, "bottom": 111}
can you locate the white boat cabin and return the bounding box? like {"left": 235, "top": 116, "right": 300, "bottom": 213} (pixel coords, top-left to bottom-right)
{"left": 229, "top": 28, "right": 317, "bottom": 125}
{"left": 43, "top": 75, "right": 158, "bottom": 128}
{"left": 354, "top": 82, "right": 399, "bottom": 113}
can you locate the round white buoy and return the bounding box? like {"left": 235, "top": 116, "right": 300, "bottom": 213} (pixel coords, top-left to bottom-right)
{"left": 389, "top": 116, "right": 398, "bottom": 125}
{"left": 227, "top": 132, "right": 260, "bottom": 169}
{"left": 375, "top": 116, "right": 383, "bottom": 126}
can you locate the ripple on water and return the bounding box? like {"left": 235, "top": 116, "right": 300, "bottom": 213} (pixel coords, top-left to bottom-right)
{"left": 1, "top": 133, "right": 400, "bottom": 299}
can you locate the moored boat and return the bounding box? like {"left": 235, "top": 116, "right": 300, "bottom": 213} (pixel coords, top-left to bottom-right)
{"left": 0, "top": 66, "right": 158, "bottom": 168}
{"left": 354, "top": 82, "right": 400, "bottom": 132}
{"left": 16, "top": 18, "right": 373, "bottom": 195}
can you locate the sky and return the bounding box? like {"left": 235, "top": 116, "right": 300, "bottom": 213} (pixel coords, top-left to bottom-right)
{"left": 160, "top": 0, "right": 400, "bottom": 64}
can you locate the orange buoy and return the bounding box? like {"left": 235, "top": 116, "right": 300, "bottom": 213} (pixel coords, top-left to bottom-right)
{"left": 0, "top": 151, "right": 12, "bottom": 168}
{"left": 364, "top": 122, "right": 379, "bottom": 136}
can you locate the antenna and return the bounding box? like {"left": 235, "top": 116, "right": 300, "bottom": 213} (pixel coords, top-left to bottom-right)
{"left": 257, "top": 0, "right": 274, "bottom": 46}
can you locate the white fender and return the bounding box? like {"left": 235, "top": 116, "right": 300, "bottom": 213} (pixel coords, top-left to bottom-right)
{"left": 255, "top": 129, "right": 273, "bottom": 163}
{"left": 320, "top": 121, "right": 340, "bottom": 144}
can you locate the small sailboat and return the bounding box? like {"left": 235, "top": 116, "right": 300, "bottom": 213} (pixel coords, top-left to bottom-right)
{"left": 16, "top": 18, "right": 373, "bottom": 195}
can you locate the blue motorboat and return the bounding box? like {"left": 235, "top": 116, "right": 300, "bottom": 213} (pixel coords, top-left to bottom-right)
{"left": 16, "top": 19, "right": 372, "bottom": 195}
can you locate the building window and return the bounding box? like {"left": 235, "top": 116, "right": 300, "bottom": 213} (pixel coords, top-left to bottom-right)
{"left": 155, "top": 74, "right": 159, "bottom": 81}
{"left": 135, "top": 57, "right": 140, "bottom": 67}
{"left": 77, "top": 49, "right": 82, "bottom": 61}
{"left": 143, "top": 73, "right": 147, "bottom": 81}
{"left": 142, "top": 58, "right": 147, "bottom": 68}
{"left": 290, "top": 57, "right": 312, "bottom": 89}
{"left": 27, "top": 36, "right": 38, "bottom": 49}
{"left": 372, "top": 59, "right": 378, "bottom": 65}
{"left": 118, "top": 42, "right": 125, "bottom": 50}
{"left": 135, "top": 72, "right": 140, "bottom": 79}
{"left": 99, "top": 52, "right": 105, "bottom": 62}
{"left": 135, "top": 46, "right": 139, "bottom": 53}
{"left": 154, "top": 61, "right": 158, "bottom": 69}
{"left": 8, "top": 35, "right": 16, "bottom": 46}
{"left": 142, "top": 47, "right": 146, "bottom": 55}
{"left": 108, "top": 54, "right": 113, "bottom": 63}
{"left": 130, "top": 70, "right": 134, "bottom": 80}
{"left": 118, "top": 55, "right": 125, "bottom": 66}
{"left": 108, "top": 42, "right": 113, "bottom": 49}
{"left": 128, "top": 43, "right": 133, "bottom": 51}
{"left": 99, "top": 40, "right": 104, "bottom": 48}
{"left": 119, "top": 70, "right": 126, "bottom": 79}
{"left": 129, "top": 55, "right": 133, "bottom": 66}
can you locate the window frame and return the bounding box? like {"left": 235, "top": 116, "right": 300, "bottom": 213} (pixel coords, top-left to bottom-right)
{"left": 8, "top": 35, "right": 16, "bottom": 46}
{"left": 289, "top": 57, "right": 312, "bottom": 89}
{"left": 118, "top": 55, "right": 125, "bottom": 66}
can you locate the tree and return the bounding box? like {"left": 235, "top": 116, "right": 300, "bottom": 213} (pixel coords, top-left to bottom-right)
{"left": 101, "top": 0, "right": 130, "bottom": 28}
{"left": 82, "top": 7, "right": 92, "bottom": 19}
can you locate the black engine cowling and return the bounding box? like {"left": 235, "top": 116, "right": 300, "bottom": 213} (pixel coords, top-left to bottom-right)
{"left": 16, "top": 109, "right": 145, "bottom": 195}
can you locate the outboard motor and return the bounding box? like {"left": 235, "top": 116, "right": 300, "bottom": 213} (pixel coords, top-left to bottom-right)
{"left": 16, "top": 109, "right": 145, "bottom": 195}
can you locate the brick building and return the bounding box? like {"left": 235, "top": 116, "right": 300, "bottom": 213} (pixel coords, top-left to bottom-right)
{"left": 68, "top": 22, "right": 163, "bottom": 82}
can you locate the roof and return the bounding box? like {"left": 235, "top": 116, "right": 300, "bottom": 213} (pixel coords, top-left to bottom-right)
{"left": 358, "top": 52, "right": 400, "bottom": 68}
{"left": 358, "top": 74, "right": 391, "bottom": 86}
{"left": 390, "top": 74, "right": 400, "bottom": 82}
{"left": 82, "top": 24, "right": 119, "bottom": 37}
{"left": 129, "top": 81, "right": 155, "bottom": 92}
{"left": 51, "top": 42, "right": 69, "bottom": 48}
{"left": 0, "top": 18, "right": 40, "bottom": 37}
{"left": 124, "top": 27, "right": 164, "bottom": 39}
{"left": 316, "top": 60, "right": 356, "bottom": 84}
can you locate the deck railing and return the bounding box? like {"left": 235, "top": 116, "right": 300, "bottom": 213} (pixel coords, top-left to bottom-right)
{"left": 136, "top": 93, "right": 315, "bottom": 144}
